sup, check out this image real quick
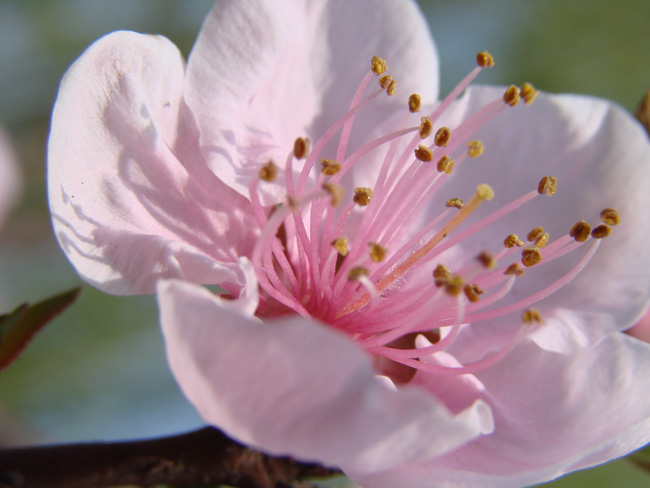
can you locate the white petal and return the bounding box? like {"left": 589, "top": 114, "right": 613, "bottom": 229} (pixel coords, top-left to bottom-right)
{"left": 184, "top": 0, "right": 438, "bottom": 203}
{"left": 158, "top": 279, "right": 492, "bottom": 474}
{"left": 355, "top": 334, "right": 650, "bottom": 488}
{"left": 48, "top": 31, "right": 257, "bottom": 294}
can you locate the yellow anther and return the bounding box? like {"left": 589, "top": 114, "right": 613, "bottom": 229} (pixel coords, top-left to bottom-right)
{"left": 520, "top": 82, "right": 538, "bottom": 105}
{"left": 600, "top": 208, "right": 620, "bottom": 226}
{"left": 521, "top": 246, "right": 543, "bottom": 267}
{"left": 371, "top": 55, "right": 387, "bottom": 76}
{"left": 467, "top": 140, "right": 484, "bottom": 158}
{"left": 537, "top": 176, "right": 558, "bottom": 196}
{"left": 331, "top": 237, "right": 349, "bottom": 256}
{"left": 419, "top": 116, "right": 433, "bottom": 139}
{"left": 433, "top": 263, "right": 451, "bottom": 287}
{"left": 321, "top": 159, "right": 341, "bottom": 176}
{"left": 477, "top": 250, "right": 496, "bottom": 269}
{"left": 444, "top": 275, "right": 465, "bottom": 296}
{"left": 535, "top": 232, "right": 550, "bottom": 248}
{"left": 379, "top": 75, "right": 392, "bottom": 89}
{"left": 591, "top": 224, "right": 612, "bottom": 239}
{"left": 527, "top": 226, "right": 545, "bottom": 242}
{"left": 505, "top": 262, "right": 525, "bottom": 276}
{"left": 353, "top": 187, "right": 373, "bottom": 206}
{"left": 369, "top": 242, "right": 387, "bottom": 262}
{"left": 522, "top": 308, "right": 543, "bottom": 324}
{"left": 464, "top": 283, "right": 484, "bottom": 303}
{"left": 446, "top": 198, "right": 464, "bottom": 209}
{"left": 414, "top": 144, "right": 434, "bottom": 162}
{"left": 348, "top": 266, "right": 370, "bottom": 282}
{"left": 504, "top": 234, "right": 524, "bottom": 248}
{"left": 570, "top": 220, "right": 591, "bottom": 243}
{"left": 259, "top": 161, "right": 278, "bottom": 182}
{"left": 386, "top": 79, "right": 398, "bottom": 96}
{"left": 503, "top": 85, "right": 521, "bottom": 107}
{"left": 476, "top": 51, "right": 495, "bottom": 68}
{"left": 322, "top": 182, "right": 344, "bottom": 206}
{"left": 476, "top": 183, "right": 495, "bottom": 201}
{"left": 436, "top": 155, "right": 455, "bottom": 174}
{"left": 294, "top": 137, "right": 311, "bottom": 160}
{"left": 434, "top": 127, "right": 451, "bottom": 147}
{"left": 409, "top": 93, "right": 422, "bottom": 113}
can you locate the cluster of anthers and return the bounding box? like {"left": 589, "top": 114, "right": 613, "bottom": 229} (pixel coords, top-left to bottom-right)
{"left": 246, "top": 52, "right": 618, "bottom": 378}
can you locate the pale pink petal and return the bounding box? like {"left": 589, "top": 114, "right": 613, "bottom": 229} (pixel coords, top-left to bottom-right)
{"left": 48, "top": 31, "right": 258, "bottom": 294}
{"left": 0, "top": 126, "right": 20, "bottom": 228}
{"left": 184, "top": 0, "right": 438, "bottom": 202}
{"left": 158, "top": 279, "right": 493, "bottom": 473}
{"left": 434, "top": 86, "right": 650, "bottom": 349}
{"left": 355, "top": 334, "right": 650, "bottom": 488}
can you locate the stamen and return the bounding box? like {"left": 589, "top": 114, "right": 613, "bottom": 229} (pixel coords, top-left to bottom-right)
{"left": 436, "top": 155, "right": 455, "bottom": 174}
{"left": 409, "top": 93, "right": 422, "bottom": 113}
{"left": 527, "top": 226, "right": 545, "bottom": 242}
{"left": 503, "top": 85, "right": 521, "bottom": 107}
{"left": 476, "top": 51, "right": 495, "bottom": 68}
{"left": 505, "top": 263, "right": 525, "bottom": 276}
{"left": 331, "top": 237, "right": 349, "bottom": 256}
{"left": 348, "top": 266, "right": 370, "bottom": 281}
{"left": 379, "top": 75, "right": 392, "bottom": 89}
{"left": 521, "top": 246, "right": 543, "bottom": 267}
{"left": 446, "top": 198, "right": 464, "bottom": 209}
{"left": 323, "top": 182, "right": 344, "bottom": 206}
{"left": 419, "top": 116, "right": 433, "bottom": 139}
{"left": 433, "top": 264, "right": 451, "bottom": 287}
{"left": 535, "top": 232, "right": 550, "bottom": 248}
{"left": 414, "top": 144, "right": 434, "bottom": 162}
{"left": 371, "top": 55, "right": 388, "bottom": 75}
{"left": 600, "top": 208, "right": 620, "bottom": 226}
{"left": 445, "top": 275, "right": 465, "bottom": 296}
{"left": 522, "top": 308, "right": 543, "bottom": 324}
{"left": 353, "top": 187, "right": 373, "bottom": 206}
{"left": 386, "top": 79, "right": 398, "bottom": 96}
{"left": 464, "top": 283, "right": 484, "bottom": 303}
{"left": 294, "top": 137, "right": 311, "bottom": 159}
{"left": 369, "top": 242, "right": 387, "bottom": 262}
{"left": 467, "top": 140, "right": 484, "bottom": 158}
{"left": 434, "top": 127, "right": 451, "bottom": 147}
{"left": 520, "top": 83, "right": 538, "bottom": 105}
{"left": 570, "top": 220, "right": 591, "bottom": 242}
{"left": 259, "top": 161, "right": 278, "bottom": 182}
{"left": 591, "top": 224, "right": 612, "bottom": 239}
{"left": 321, "top": 159, "right": 342, "bottom": 175}
{"left": 504, "top": 234, "right": 524, "bottom": 248}
{"left": 477, "top": 250, "right": 496, "bottom": 269}
{"left": 538, "top": 176, "right": 558, "bottom": 196}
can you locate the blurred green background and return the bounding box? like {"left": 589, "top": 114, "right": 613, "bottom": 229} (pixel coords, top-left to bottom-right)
{"left": 0, "top": 1, "right": 648, "bottom": 487}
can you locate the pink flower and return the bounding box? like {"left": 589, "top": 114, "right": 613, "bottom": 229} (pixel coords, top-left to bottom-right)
{"left": 48, "top": 1, "right": 650, "bottom": 487}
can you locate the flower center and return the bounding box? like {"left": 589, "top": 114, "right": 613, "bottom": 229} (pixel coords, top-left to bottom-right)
{"left": 247, "top": 53, "right": 618, "bottom": 379}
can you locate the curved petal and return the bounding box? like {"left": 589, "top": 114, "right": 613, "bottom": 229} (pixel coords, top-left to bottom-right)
{"left": 355, "top": 334, "right": 650, "bottom": 488}
{"left": 158, "top": 278, "right": 493, "bottom": 474}
{"left": 48, "top": 31, "right": 257, "bottom": 294}
{"left": 431, "top": 86, "right": 650, "bottom": 349}
{"left": 184, "top": 0, "right": 438, "bottom": 203}
{"left": 0, "top": 126, "right": 20, "bottom": 228}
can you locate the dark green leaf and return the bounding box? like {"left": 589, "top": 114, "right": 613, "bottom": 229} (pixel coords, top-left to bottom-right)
{"left": 0, "top": 288, "right": 81, "bottom": 371}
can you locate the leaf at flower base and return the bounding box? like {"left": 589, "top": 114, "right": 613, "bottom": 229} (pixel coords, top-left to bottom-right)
{"left": 0, "top": 288, "right": 81, "bottom": 371}
{"left": 629, "top": 444, "right": 650, "bottom": 474}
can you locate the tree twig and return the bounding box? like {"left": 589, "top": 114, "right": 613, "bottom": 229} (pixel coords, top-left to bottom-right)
{"left": 0, "top": 426, "right": 340, "bottom": 488}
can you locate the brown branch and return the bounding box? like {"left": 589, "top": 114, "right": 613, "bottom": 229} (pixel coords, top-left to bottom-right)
{"left": 0, "top": 426, "right": 340, "bottom": 488}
